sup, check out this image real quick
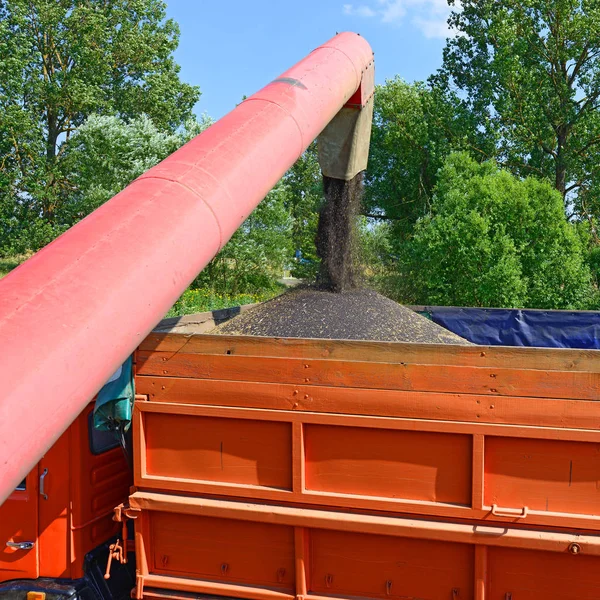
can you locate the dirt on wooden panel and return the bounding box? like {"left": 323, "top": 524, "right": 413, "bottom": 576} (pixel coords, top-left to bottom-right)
{"left": 212, "top": 287, "right": 470, "bottom": 344}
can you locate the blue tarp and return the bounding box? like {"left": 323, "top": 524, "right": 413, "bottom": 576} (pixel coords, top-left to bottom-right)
{"left": 420, "top": 307, "right": 600, "bottom": 349}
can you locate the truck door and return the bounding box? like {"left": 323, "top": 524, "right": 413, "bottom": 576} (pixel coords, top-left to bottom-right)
{"left": 0, "top": 469, "right": 39, "bottom": 581}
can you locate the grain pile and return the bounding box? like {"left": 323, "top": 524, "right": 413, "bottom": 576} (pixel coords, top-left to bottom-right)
{"left": 214, "top": 169, "right": 469, "bottom": 344}
{"left": 212, "top": 287, "right": 469, "bottom": 344}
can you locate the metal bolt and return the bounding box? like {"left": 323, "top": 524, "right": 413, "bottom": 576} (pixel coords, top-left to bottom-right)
{"left": 569, "top": 542, "right": 581, "bottom": 555}
{"left": 221, "top": 563, "right": 229, "bottom": 575}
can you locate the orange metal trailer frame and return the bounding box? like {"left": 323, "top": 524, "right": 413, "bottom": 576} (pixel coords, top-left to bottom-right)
{"left": 126, "top": 329, "right": 600, "bottom": 600}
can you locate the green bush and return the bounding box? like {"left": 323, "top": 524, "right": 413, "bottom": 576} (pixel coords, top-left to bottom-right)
{"left": 398, "top": 153, "right": 593, "bottom": 309}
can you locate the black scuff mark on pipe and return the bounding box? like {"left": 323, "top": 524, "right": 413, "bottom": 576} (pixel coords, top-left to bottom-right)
{"left": 272, "top": 77, "right": 308, "bottom": 90}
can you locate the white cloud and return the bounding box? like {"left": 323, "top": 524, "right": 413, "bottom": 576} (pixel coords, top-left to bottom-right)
{"left": 380, "top": 1, "right": 406, "bottom": 23}
{"left": 343, "top": 4, "right": 377, "bottom": 17}
{"left": 343, "top": 0, "right": 458, "bottom": 39}
{"left": 413, "top": 16, "right": 454, "bottom": 38}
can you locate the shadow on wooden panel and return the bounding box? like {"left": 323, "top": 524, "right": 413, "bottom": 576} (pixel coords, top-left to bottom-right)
{"left": 144, "top": 413, "right": 293, "bottom": 490}
{"left": 305, "top": 425, "right": 472, "bottom": 506}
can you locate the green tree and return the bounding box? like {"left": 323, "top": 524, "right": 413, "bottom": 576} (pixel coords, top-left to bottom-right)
{"left": 436, "top": 0, "right": 600, "bottom": 224}
{"left": 364, "top": 78, "right": 487, "bottom": 242}
{"left": 282, "top": 142, "right": 322, "bottom": 279}
{"left": 61, "top": 113, "right": 211, "bottom": 223}
{"left": 195, "top": 183, "right": 293, "bottom": 295}
{"left": 0, "top": 0, "right": 199, "bottom": 249}
{"left": 405, "top": 153, "right": 592, "bottom": 309}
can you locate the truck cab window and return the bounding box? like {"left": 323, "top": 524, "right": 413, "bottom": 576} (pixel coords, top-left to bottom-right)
{"left": 88, "top": 412, "right": 120, "bottom": 455}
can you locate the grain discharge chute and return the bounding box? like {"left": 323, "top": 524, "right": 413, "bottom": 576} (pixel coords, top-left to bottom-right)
{"left": 0, "top": 33, "right": 375, "bottom": 504}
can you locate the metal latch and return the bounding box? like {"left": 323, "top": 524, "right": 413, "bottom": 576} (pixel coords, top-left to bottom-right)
{"left": 104, "top": 503, "right": 140, "bottom": 580}
{"left": 104, "top": 539, "right": 124, "bottom": 579}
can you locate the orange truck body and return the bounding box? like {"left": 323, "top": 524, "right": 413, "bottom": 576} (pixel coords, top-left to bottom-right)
{"left": 3, "top": 323, "right": 600, "bottom": 600}
{"left": 1, "top": 403, "right": 129, "bottom": 582}
{"left": 128, "top": 329, "right": 600, "bottom": 600}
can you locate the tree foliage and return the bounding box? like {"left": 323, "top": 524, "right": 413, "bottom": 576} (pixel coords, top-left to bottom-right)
{"left": 282, "top": 142, "right": 322, "bottom": 279}
{"left": 0, "top": 0, "right": 199, "bottom": 250}
{"left": 436, "top": 0, "right": 600, "bottom": 227}
{"left": 404, "top": 153, "right": 592, "bottom": 308}
{"left": 61, "top": 113, "right": 211, "bottom": 223}
{"left": 194, "top": 183, "right": 293, "bottom": 295}
{"left": 364, "top": 78, "right": 489, "bottom": 243}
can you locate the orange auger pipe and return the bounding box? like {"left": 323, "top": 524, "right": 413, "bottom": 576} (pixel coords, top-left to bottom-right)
{"left": 0, "top": 32, "right": 374, "bottom": 504}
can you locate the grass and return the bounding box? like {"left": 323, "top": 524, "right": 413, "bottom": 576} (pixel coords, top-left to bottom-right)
{"left": 165, "top": 286, "right": 284, "bottom": 317}
{"left": 0, "top": 253, "right": 284, "bottom": 316}
{"left": 0, "top": 254, "right": 31, "bottom": 278}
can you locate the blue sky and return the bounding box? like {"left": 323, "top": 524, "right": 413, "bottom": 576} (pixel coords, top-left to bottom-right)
{"left": 164, "top": 0, "right": 455, "bottom": 120}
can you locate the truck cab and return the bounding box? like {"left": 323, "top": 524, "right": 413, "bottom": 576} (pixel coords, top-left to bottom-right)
{"left": 0, "top": 403, "right": 132, "bottom": 597}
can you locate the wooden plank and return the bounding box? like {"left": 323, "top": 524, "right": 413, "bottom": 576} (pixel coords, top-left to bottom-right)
{"left": 129, "top": 492, "right": 600, "bottom": 555}
{"left": 134, "top": 401, "right": 600, "bottom": 444}
{"left": 132, "top": 400, "right": 600, "bottom": 530}
{"left": 304, "top": 425, "right": 472, "bottom": 506}
{"left": 292, "top": 422, "right": 304, "bottom": 494}
{"left": 308, "top": 529, "right": 473, "bottom": 600}
{"left": 138, "top": 333, "right": 600, "bottom": 372}
{"left": 474, "top": 546, "right": 487, "bottom": 600}
{"left": 136, "top": 351, "right": 600, "bottom": 400}
{"left": 136, "top": 376, "right": 600, "bottom": 430}
{"left": 485, "top": 437, "right": 600, "bottom": 517}
{"left": 294, "top": 527, "right": 307, "bottom": 598}
{"left": 472, "top": 435, "right": 485, "bottom": 510}
{"left": 141, "top": 575, "right": 294, "bottom": 600}
{"left": 143, "top": 412, "right": 293, "bottom": 491}
{"left": 488, "top": 546, "right": 600, "bottom": 599}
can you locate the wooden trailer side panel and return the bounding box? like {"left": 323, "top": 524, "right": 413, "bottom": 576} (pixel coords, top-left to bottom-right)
{"left": 132, "top": 399, "right": 600, "bottom": 531}
{"left": 304, "top": 425, "right": 472, "bottom": 505}
{"left": 144, "top": 413, "right": 293, "bottom": 490}
{"left": 130, "top": 492, "right": 600, "bottom": 600}
{"left": 132, "top": 333, "right": 600, "bottom": 600}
